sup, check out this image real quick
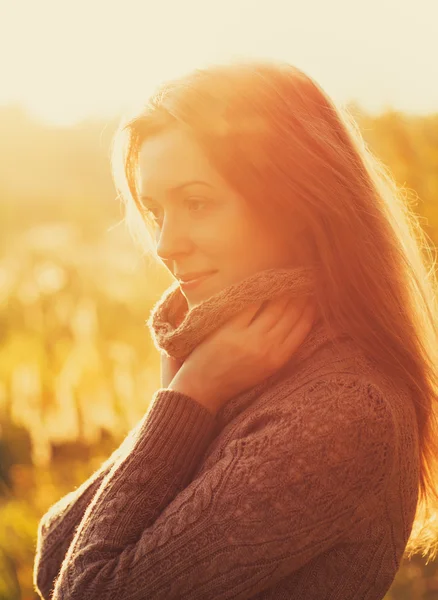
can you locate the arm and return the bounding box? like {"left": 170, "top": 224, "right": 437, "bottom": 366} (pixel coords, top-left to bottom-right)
{"left": 33, "top": 415, "right": 154, "bottom": 600}
{"left": 44, "top": 377, "right": 396, "bottom": 600}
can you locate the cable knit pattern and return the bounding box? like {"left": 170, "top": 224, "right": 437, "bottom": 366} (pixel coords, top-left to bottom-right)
{"left": 33, "top": 266, "right": 420, "bottom": 600}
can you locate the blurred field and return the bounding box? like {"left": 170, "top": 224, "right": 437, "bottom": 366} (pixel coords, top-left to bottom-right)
{"left": 1, "top": 105, "right": 438, "bottom": 599}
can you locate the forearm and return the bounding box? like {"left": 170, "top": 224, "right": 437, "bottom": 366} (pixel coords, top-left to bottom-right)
{"left": 34, "top": 417, "right": 147, "bottom": 599}
{"left": 34, "top": 468, "right": 109, "bottom": 599}
{"left": 49, "top": 389, "right": 216, "bottom": 599}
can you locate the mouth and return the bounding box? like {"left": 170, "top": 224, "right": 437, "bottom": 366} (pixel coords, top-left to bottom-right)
{"left": 178, "top": 271, "right": 217, "bottom": 292}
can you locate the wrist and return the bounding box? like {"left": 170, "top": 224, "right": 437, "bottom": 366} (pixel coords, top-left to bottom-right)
{"left": 168, "top": 371, "right": 218, "bottom": 416}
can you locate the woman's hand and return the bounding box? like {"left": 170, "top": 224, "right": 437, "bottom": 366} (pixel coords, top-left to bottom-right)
{"left": 161, "top": 353, "right": 184, "bottom": 389}
{"left": 168, "top": 295, "right": 316, "bottom": 416}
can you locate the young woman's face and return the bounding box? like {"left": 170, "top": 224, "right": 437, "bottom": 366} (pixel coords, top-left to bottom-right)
{"left": 137, "top": 125, "right": 293, "bottom": 308}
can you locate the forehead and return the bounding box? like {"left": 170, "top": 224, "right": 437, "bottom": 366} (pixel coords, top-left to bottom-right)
{"left": 137, "top": 126, "right": 221, "bottom": 194}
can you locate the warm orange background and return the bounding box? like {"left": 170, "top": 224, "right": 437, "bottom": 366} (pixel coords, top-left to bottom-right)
{"left": 1, "top": 2, "right": 438, "bottom": 598}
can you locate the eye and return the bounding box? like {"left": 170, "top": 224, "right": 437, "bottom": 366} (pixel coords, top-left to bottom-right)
{"left": 186, "top": 197, "right": 209, "bottom": 213}
{"left": 138, "top": 196, "right": 210, "bottom": 227}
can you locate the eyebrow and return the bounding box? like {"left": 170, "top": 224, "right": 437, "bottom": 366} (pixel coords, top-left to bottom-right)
{"left": 139, "top": 180, "right": 214, "bottom": 203}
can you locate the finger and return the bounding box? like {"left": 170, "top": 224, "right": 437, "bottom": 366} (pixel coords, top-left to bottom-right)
{"left": 229, "top": 300, "right": 271, "bottom": 328}
{"left": 278, "top": 302, "right": 316, "bottom": 351}
{"left": 246, "top": 295, "right": 292, "bottom": 333}
{"left": 266, "top": 297, "right": 307, "bottom": 340}
{"left": 257, "top": 295, "right": 307, "bottom": 340}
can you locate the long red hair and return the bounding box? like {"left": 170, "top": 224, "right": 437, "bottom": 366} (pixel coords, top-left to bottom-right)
{"left": 112, "top": 59, "right": 438, "bottom": 559}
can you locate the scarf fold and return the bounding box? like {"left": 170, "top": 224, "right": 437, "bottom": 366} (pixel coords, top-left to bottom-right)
{"left": 147, "top": 265, "right": 346, "bottom": 429}
{"left": 147, "top": 265, "right": 332, "bottom": 363}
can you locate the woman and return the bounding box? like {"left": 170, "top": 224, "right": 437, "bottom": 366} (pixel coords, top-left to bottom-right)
{"left": 34, "top": 59, "right": 438, "bottom": 599}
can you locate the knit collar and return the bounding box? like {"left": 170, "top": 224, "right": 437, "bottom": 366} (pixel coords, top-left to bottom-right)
{"left": 147, "top": 265, "right": 344, "bottom": 429}
{"left": 147, "top": 265, "right": 335, "bottom": 366}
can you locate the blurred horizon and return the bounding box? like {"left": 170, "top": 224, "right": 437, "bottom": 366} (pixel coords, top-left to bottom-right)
{"left": 3, "top": 96, "right": 438, "bottom": 132}
{"left": 2, "top": 0, "right": 438, "bottom": 126}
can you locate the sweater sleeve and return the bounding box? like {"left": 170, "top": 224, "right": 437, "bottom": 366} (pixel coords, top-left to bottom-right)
{"left": 44, "top": 377, "right": 396, "bottom": 600}
{"left": 33, "top": 413, "right": 165, "bottom": 599}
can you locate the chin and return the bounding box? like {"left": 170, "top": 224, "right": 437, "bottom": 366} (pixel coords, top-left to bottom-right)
{"left": 180, "top": 272, "right": 223, "bottom": 308}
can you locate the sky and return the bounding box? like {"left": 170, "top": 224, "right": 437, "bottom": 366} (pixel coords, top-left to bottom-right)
{"left": 1, "top": 0, "right": 437, "bottom": 126}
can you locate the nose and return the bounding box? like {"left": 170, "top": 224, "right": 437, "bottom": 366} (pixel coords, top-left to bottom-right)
{"left": 155, "top": 214, "right": 192, "bottom": 262}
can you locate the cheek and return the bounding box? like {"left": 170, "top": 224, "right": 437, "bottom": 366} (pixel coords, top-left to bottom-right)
{"left": 225, "top": 205, "right": 270, "bottom": 253}
{"left": 207, "top": 204, "right": 270, "bottom": 268}
{"left": 191, "top": 199, "right": 287, "bottom": 269}
{"left": 217, "top": 205, "right": 291, "bottom": 270}
{"left": 208, "top": 206, "right": 258, "bottom": 257}
{"left": 189, "top": 205, "right": 247, "bottom": 255}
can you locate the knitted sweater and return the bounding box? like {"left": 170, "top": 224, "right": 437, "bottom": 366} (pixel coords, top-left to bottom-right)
{"left": 33, "top": 267, "right": 420, "bottom": 600}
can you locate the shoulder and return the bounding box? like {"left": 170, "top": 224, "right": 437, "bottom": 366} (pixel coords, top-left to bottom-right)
{"left": 246, "top": 333, "right": 413, "bottom": 461}
{"left": 233, "top": 370, "right": 400, "bottom": 531}
{"left": 266, "top": 372, "right": 398, "bottom": 453}
{"left": 277, "top": 321, "right": 416, "bottom": 429}
{"left": 247, "top": 331, "right": 421, "bottom": 487}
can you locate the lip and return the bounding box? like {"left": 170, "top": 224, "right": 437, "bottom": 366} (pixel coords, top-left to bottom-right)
{"left": 179, "top": 271, "right": 217, "bottom": 291}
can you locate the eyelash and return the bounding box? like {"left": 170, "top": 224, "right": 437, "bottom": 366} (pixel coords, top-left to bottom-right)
{"left": 141, "top": 198, "right": 209, "bottom": 224}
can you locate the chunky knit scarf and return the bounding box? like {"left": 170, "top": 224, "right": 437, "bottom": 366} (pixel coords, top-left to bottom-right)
{"left": 146, "top": 265, "right": 342, "bottom": 429}
{"left": 147, "top": 265, "right": 332, "bottom": 362}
